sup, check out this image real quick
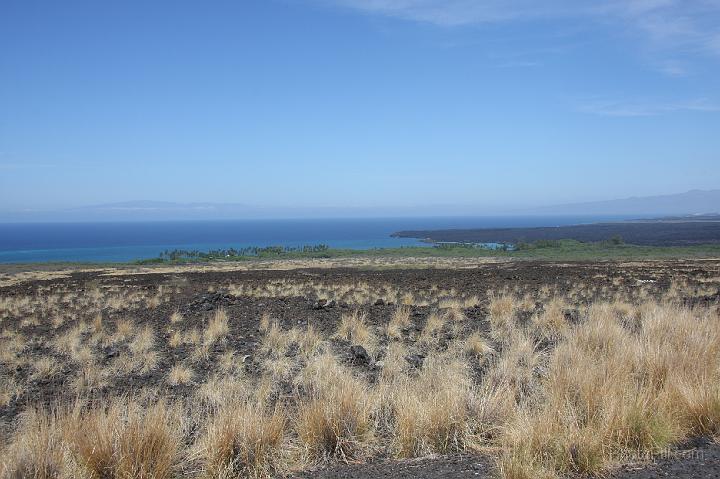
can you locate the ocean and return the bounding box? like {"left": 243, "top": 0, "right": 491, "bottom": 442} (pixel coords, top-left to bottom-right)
{"left": 0, "top": 216, "right": 630, "bottom": 263}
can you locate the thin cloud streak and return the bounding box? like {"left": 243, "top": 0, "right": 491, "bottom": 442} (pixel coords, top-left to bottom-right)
{"left": 578, "top": 98, "right": 720, "bottom": 117}
{"left": 322, "top": 0, "right": 720, "bottom": 58}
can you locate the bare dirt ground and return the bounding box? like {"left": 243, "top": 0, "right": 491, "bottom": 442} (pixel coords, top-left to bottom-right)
{"left": 1, "top": 259, "right": 719, "bottom": 478}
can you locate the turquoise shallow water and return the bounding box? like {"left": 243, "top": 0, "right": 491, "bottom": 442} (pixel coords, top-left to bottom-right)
{"left": 0, "top": 216, "right": 631, "bottom": 263}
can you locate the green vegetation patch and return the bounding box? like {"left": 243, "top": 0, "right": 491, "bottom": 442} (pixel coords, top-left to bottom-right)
{"left": 138, "top": 239, "right": 720, "bottom": 264}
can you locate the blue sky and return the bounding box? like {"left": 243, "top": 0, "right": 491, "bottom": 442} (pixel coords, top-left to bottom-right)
{"left": 1, "top": 0, "right": 719, "bottom": 213}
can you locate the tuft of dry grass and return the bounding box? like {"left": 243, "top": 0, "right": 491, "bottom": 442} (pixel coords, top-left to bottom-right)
{"left": 295, "top": 324, "right": 324, "bottom": 358}
{"left": 260, "top": 319, "right": 289, "bottom": 356}
{"left": 488, "top": 293, "right": 517, "bottom": 343}
{"left": 418, "top": 312, "right": 445, "bottom": 346}
{"left": 130, "top": 325, "right": 156, "bottom": 355}
{"left": 531, "top": 297, "right": 569, "bottom": 341}
{"left": 496, "top": 301, "right": 720, "bottom": 478}
{"left": 169, "top": 310, "right": 183, "bottom": 324}
{"left": 1, "top": 400, "right": 183, "bottom": 479}
{"left": 197, "top": 398, "right": 286, "bottom": 478}
{"left": 67, "top": 400, "right": 183, "bottom": 479}
{"left": 204, "top": 309, "right": 230, "bottom": 347}
{"left": 168, "top": 364, "right": 194, "bottom": 385}
{"left": 382, "top": 352, "right": 475, "bottom": 457}
{"left": 31, "top": 357, "right": 60, "bottom": 380}
{"left": 169, "top": 330, "right": 183, "bottom": 348}
{"left": 464, "top": 331, "right": 495, "bottom": 360}
{"left": 335, "top": 310, "right": 375, "bottom": 352}
{"left": 0, "top": 408, "right": 69, "bottom": 479}
{"left": 126, "top": 325, "right": 159, "bottom": 374}
{"left": 386, "top": 306, "right": 411, "bottom": 340}
{"left": 110, "top": 318, "right": 136, "bottom": 344}
{"left": 259, "top": 312, "right": 272, "bottom": 333}
{"left": 296, "top": 356, "right": 373, "bottom": 462}
{"left": 0, "top": 374, "right": 19, "bottom": 407}
{"left": 296, "top": 387, "right": 372, "bottom": 462}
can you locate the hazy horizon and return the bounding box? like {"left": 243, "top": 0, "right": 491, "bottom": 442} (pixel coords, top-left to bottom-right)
{"left": 1, "top": 188, "right": 718, "bottom": 222}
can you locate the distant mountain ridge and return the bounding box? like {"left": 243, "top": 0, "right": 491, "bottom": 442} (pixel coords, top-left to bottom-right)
{"left": 532, "top": 189, "right": 720, "bottom": 216}
{"left": 0, "top": 189, "right": 717, "bottom": 222}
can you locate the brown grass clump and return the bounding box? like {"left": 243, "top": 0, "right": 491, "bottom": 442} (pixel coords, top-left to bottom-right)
{"left": 1, "top": 400, "right": 183, "bottom": 479}
{"left": 0, "top": 374, "right": 19, "bottom": 407}
{"left": 168, "top": 330, "right": 183, "bottom": 348}
{"left": 258, "top": 312, "right": 272, "bottom": 333}
{"left": 418, "top": 312, "right": 446, "bottom": 346}
{"left": 0, "top": 330, "right": 27, "bottom": 368}
{"left": 65, "top": 401, "right": 183, "bottom": 479}
{"left": 108, "top": 318, "right": 135, "bottom": 345}
{"left": 295, "top": 353, "right": 373, "bottom": 462}
{"left": 0, "top": 408, "right": 69, "bottom": 479}
{"left": 31, "top": 356, "right": 60, "bottom": 380}
{"left": 260, "top": 320, "right": 289, "bottom": 356}
{"left": 130, "top": 325, "right": 156, "bottom": 355}
{"left": 193, "top": 309, "right": 230, "bottom": 360}
{"left": 127, "top": 325, "right": 159, "bottom": 374}
{"left": 204, "top": 309, "right": 230, "bottom": 346}
{"left": 168, "top": 364, "right": 194, "bottom": 385}
{"left": 387, "top": 353, "right": 474, "bottom": 457}
{"left": 530, "top": 297, "right": 569, "bottom": 341}
{"left": 386, "top": 305, "right": 411, "bottom": 340}
{"left": 294, "top": 324, "right": 324, "bottom": 358}
{"left": 169, "top": 310, "right": 183, "bottom": 324}
{"left": 377, "top": 342, "right": 409, "bottom": 383}
{"left": 497, "top": 301, "right": 720, "bottom": 478}
{"left": 197, "top": 398, "right": 286, "bottom": 478}
{"left": 335, "top": 310, "right": 374, "bottom": 351}
{"left": 488, "top": 293, "right": 517, "bottom": 343}
{"left": 91, "top": 313, "right": 103, "bottom": 333}
{"left": 464, "top": 331, "right": 495, "bottom": 360}
{"left": 486, "top": 331, "right": 543, "bottom": 403}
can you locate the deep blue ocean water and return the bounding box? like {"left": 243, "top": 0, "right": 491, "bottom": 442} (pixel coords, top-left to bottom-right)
{"left": 0, "top": 216, "right": 631, "bottom": 263}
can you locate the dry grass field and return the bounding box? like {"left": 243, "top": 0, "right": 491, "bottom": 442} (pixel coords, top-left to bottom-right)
{"left": 1, "top": 259, "right": 719, "bottom": 478}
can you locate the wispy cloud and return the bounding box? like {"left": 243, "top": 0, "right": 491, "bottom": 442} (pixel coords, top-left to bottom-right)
{"left": 494, "top": 60, "right": 542, "bottom": 68}
{"left": 578, "top": 97, "right": 720, "bottom": 117}
{"left": 321, "top": 0, "right": 720, "bottom": 59}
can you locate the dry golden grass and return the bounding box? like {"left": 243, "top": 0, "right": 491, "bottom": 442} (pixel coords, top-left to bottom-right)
{"left": 168, "top": 364, "right": 194, "bottom": 385}
{"left": 377, "top": 342, "right": 409, "bottom": 383}
{"left": 335, "top": 310, "right": 375, "bottom": 352}
{"left": 488, "top": 292, "right": 518, "bottom": 344}
{"left": 0, "top": 330, "right": 27, "bottom": 368}
{"left": 496, "top": 300, "right": 720, "bottom": 478}
{"left": 196, "top": 398, "right": 286, "bottom": 478}
{"left": 3, "top": 265, "right": 720, "bottom": 479}
{"left": 386, "top": 305, "right": 411, "bottom": 340}
{"left": 418, "top": 311, "right": 445, "bottom": 346}
{"left": 123, "top": 325, "right": 160, "bottom": 374}
{"left": 1, "top": 400, "right": 183, "bottom": 479}
{"left": 204, "top": 309, "right": 230, "bottom": 346}
{"left": 31, "top": 357, "right": 59, "bottom": 380}
{"left": 169, "top": 309, "right": 183, "bottom": 324}
{"left": 464, "top": 331, "right": 495, "bottom": 359}
{"left": 111, "top": 318, "right": 136, "bottom": 344}
{"left": 386, "top": 353, "right": 474, "bottom": 457}
{"left": 296, "top": 354, "right": 373, "bottom": 462}
{"left": 259, "top": 312, "right": 272, "bottom": 333}
{"left": 531, "top": 297, "right": 569, "bottom": 341}
{"left": 294, "top": 324, "right": 324, "bottom": 359}
{"left": 260, "top": 319, "right": 289, "bottom": 356}
{"left": 0, "top": 373, "right": 19, "bottom": 407}
{"left": 168, "top": 330, "right": 183, "bottom": 348}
